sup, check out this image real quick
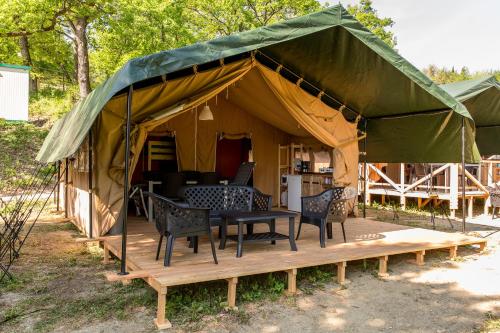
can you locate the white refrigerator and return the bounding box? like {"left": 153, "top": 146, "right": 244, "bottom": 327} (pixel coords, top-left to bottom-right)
{"left": 287, "top": 175, "right": 302, "bottom": 212}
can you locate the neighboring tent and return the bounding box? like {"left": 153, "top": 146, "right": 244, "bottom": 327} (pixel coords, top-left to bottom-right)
{"left": 36, "top": 5, "right": 479, "bottom": 236}
{"left": 441, "top": 76, "right": 500, "bottom": 156}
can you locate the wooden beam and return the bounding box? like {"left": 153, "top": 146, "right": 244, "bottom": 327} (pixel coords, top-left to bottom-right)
{"left": 468, "top": 197, "right": 474, "bottom": 219}
{"left": 226, "top": 277, "right": 238, "bottom": 310}
{"left": 378, "top": 256, "right": 389, "bottom": 277}
{"left": 106, "top": 270, "right": 150, "bottom": 282}
{"left": 75, "top": 237, "right": 106, "bottom": 243}
{"left": 403, "top": 164, "right": 450, "bottom": 193}
{"left": 336, "top": 261, "right": 346, "bottom": 284}
{"left": 460, "top": 165, "right": 490, "bottom": 194}
{"left": 103, "top": 244, "right": 110, "bottom": 264}
{"left": 479, "top": 242, "right": 487, "bottom": 252}
{"left": 448, "top": 246, "right": 458, "bottom": 259}
{"left": 286, "top": 268, "right": 298, "bottom": 295}
{"left": 421, "top": 198, "right": 431, "bottom": 208}
{"left": 415, "top": 250, "right": 425, "bottom": 266}
{"left": 154, "top": 288, "right": 172, "bottom": 330}
{"left": 368, "top": 164, "right": 402, "bottom": 192}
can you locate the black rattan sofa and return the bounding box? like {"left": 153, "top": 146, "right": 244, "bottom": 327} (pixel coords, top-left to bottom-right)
{"left": 179, "top": 185, "right": 272, "bottom": 239}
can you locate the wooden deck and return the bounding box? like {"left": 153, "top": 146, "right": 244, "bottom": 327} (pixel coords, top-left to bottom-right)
{"left": 103, "top": 216, "right": 486, "bottom": 329}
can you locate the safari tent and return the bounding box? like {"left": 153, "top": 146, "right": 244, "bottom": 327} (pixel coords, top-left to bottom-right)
{"left": 36, "top": 5, "right": 478, "bottom": 239}
{"left": 441, "top": 75, "right": 500, "bottom": 156}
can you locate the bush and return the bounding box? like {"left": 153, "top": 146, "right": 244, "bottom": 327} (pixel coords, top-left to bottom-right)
{"left": 29, "top": 87, "right": 77, "bottom": 126}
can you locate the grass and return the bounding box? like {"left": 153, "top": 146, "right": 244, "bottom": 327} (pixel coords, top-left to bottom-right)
{"left": 0, "top": 119, "right": 50, "bottom": 193}
{"left": 1, "top": 202, "right": 491, "bottom": 332}
{"left": 477, "top": 312, "right": 500, "bottom": 332}
{"left": 0, "top": 86, "right": 75, "bottom": 194}
{"left": 0, "top": 220, "right": 346, "bottom": 332}
{"left": 29, "top": 87, "right": 76, "bottom": 124}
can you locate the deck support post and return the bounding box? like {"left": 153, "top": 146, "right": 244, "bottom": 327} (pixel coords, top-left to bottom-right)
{"left": 415, "top": 250, "right": 425, "bottom": 266}
{"left": 448, "top": 246, "right": 458, "bottom": 259}
{"left": 336, "top": 261, "right": 346, "bottom": 284}
{"left": 155, "top": 287, "right": 172, "bottom": 330}
{"left": 468, "top": 197, "right": 473, "bottom": 219}
{"left": 226, "top": 277, "right": 238, "bottom": 310}
{"left": 400, "top": 163, "right": 406, "bottom": 210}
{"left": 103, "top": 244, "right": 110, "bottom": 264}
{"left": 119, "top": 85, "right": 133, "bottom": 276}
{"left": 378, "top": 256, "right": 388, "bottom": 277}
{"left": 479, "top": 242, "right": 486, "bottom": 252}
{"left": 286, "top": 268, "right": 297, "bottom": 295}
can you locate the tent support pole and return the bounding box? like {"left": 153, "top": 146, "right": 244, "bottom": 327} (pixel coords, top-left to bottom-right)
{"left": 64, "top": 158, "right": 69, "bottom": 219}
{"left": 119, "top": 85, "right": 133, "bottom": 276}
{"left": 88, "top": 130, "right": 93, "bottom": 238}
{"left": 56, "top": 160, "right": 60, "bottom": 211}
{"left": 461, "top": 118, "right": 466, "bottom": 232}
{"left": 363, "top": 120, "right": 367, "bottom": 219}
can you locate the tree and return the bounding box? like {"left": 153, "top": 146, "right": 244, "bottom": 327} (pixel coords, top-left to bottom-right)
{"left": 422, "top": 65, "right": 500, "bottom": 84}
{"left": 347, "top": 0, "right": 396, "bottom": 48}
{"left": 185, "top": 0, "right": 321, "bottom": 39}
{"left": 60, "top": 1, "right": 115, "bottom": 98}
{"left": 90, "top": 0, "right": 195, "bottom": 84}
{"left": 0, "top": 0, "right": 71, "bottom": 92}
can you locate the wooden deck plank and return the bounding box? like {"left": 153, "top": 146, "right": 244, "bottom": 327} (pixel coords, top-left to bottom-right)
{"left": 103, "top": 217, "right": 486, "bottom": 287}
{"left": 101, "top": 216, "right": 486, "bottom": 329}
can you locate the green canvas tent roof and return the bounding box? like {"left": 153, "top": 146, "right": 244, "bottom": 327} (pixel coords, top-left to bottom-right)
{"left": 441, "top": 76, "right": 500, "bottom": 155}
{"left": 37, "top": 4, "right": 478, "bottom": 163}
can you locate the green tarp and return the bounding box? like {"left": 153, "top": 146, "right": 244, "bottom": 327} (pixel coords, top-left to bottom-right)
{"left": 37, "top": 4, "right": 479, "bottom": 163}
{"left": 441, "top": 76, "right": 500, "bottom": 155}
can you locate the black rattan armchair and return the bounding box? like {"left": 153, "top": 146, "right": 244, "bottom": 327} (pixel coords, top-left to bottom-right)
{"left": 145, "top": 192, "right": 218, "bottom": 266}
{"left": 296, "top": 187, "right": 348, "bottom": 247}
{"left": 487, "top": 186, "right": 500, "bottom": 219}
{"left": 246, "top": 188, "right": 273, "bottom": 235}
{"left": 230, "top": 162, "right": 255, "bottom": 185}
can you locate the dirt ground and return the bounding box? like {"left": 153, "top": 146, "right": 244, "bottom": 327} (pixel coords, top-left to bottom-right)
{"left": 1, "top": 210, "right": 500, "bottom": 333}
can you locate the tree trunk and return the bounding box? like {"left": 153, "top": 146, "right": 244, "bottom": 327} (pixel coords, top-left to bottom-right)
{"left": 70, "top": 17, "right": 91, "bottom": 98}
{"left": 18, "top": 35, "right": 38, "bottom": 93}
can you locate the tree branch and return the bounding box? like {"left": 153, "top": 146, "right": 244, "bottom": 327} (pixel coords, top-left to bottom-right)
{"left": 0, "top": 1, "right": 71, "bottom": 38}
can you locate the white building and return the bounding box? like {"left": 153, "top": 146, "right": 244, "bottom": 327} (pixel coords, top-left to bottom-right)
{"left": 0, "top": 63, "right": 30, "bottom": 121}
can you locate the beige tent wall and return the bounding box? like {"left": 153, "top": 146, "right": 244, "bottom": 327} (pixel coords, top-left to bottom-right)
{"left": 255, "top": 64, "right": 360, "bottom": 190}
{"left": 61, "top": 153, "right": 95, "bottom": 237}
{"left": 164, "top": 96, "right": 291, "bottom": 200}
{"left": 93, "top": 60, "right": 254, "bottom": 235}
{"left": 66, "top": 167, "right": 90, "bottom": 234}
{"left": 70, "top": 59, "right": 359, "bottom": 236}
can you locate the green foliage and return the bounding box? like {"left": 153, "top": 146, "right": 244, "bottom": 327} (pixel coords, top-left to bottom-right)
{"left": 423, "top": 65, "right": 500, "bottom": 84}
{"left": 29, "top": 87, "right": 78, "bottom": 122}
{"left": 347, "top": 0, "right": 396, "bottom": 48}
{"left": 0, "top": 119, "right": 48, "bottom": 192}
{"left": 90, "top": 0, "right": 196, "bottom": 84}
{"left": 185, "top": 0, "right": 321, "bottom": 38}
